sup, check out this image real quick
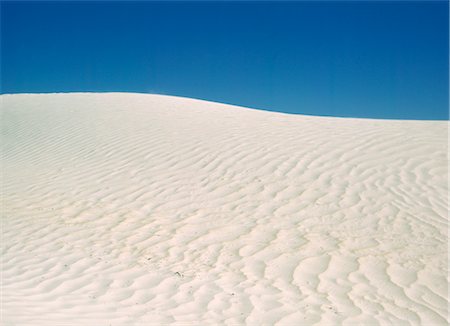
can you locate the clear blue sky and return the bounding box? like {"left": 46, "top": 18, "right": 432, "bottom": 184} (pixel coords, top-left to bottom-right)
{"left": 1, "top": 1, "right": 448, "bottom": 120}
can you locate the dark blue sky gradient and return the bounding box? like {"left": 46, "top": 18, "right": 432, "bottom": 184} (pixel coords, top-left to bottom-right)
{"left": 1, "top": 1, "right": 448, "bottom": 119}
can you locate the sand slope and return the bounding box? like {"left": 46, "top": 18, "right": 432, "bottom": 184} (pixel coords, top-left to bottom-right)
{"left": 1, "top": 93, "right": 448, "bottom": 325}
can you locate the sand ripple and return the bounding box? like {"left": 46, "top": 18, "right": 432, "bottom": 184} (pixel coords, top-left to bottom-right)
{"left": 1, "top": 93, "right": 448, "bottom": 325}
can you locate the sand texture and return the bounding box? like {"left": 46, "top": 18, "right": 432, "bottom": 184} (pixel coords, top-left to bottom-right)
{"left": 1, "top": 93, "right": 448, "bottom": 325}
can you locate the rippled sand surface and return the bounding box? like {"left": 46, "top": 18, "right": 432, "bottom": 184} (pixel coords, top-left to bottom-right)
{"left": 1, "top": 93, "right": 448, "bottom": 325}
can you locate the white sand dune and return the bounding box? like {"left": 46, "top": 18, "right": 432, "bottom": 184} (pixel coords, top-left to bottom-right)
{"left": 1, "top": 93, "right": 448, "bottom": 325}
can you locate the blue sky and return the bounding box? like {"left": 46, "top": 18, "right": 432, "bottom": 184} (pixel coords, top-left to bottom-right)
{"left": 1, "top": 1, "right": 448, "bottom": 120}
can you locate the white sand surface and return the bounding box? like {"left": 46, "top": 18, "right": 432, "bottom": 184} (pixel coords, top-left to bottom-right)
{"left": 1, "top": 93, "right": 448, "bottom": 325}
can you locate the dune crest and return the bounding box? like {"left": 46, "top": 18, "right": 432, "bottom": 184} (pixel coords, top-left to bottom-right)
{"left": 1, "top": 93, "right": 448, "bottom": 325}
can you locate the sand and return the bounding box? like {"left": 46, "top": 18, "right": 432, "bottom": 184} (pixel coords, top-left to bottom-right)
{"left": 1, "top": 93, "right": 448, "bottom": 325}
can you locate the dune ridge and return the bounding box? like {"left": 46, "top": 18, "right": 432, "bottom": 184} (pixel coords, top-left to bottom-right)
{"left": 1, "top": 93, "right": 448, "bottom": 325}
